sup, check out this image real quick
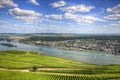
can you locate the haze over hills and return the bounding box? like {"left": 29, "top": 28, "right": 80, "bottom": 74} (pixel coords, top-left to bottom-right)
{"left": 0, "top": 33, "right": 120, "bottom": 36}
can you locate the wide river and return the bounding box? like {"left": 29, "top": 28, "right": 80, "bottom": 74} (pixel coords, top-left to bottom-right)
{"left": 0, "top": 41, "right": 120, "bottom": 65}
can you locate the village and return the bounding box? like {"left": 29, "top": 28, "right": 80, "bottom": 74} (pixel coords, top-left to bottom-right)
{"left": 34, "top": 39, "right": 120, "bottom": 54}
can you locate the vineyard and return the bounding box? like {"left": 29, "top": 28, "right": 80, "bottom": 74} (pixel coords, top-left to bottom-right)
{"left": 0, "top": 50, "right": 120, "bottom": 80}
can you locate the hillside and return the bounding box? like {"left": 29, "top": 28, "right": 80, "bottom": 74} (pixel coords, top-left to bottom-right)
{"left": 0, "top": 50, "right": 120, "bottom": 80}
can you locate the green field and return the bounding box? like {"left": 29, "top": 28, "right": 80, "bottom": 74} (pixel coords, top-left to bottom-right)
{"left": 0, "top": 50, "right": 120, "bottom": 80}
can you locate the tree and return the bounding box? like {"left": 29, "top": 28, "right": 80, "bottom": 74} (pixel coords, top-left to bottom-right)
{"left": 32, "top": 66, "right": 38, "bottom": 72}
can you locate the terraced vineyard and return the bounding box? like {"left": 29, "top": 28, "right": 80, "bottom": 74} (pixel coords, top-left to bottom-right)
{"left": 0, "top": 50, "right": 120, "bottom": 80}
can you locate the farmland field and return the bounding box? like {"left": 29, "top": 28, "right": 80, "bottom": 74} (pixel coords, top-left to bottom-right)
{"left": 0, "top": 50, "right": 120, "bottom": 80}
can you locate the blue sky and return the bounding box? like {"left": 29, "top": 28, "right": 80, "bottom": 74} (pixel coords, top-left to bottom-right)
{"left": 0, "top": 0, "right": 120, "bottom": 34}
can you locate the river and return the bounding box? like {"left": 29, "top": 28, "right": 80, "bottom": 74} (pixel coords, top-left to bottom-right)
{"left": 0, "top": 40, "right": 120, "bottom": 65}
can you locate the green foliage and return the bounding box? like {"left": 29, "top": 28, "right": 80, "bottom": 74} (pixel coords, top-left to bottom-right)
{"left": 0, "top": 70, "right": 120, "bottom": 80}
{"left": 0, "top": 70, "right": 51, "bottom": 80}
{"left": 0, "top": 50, "right": 120, "bottom": 80}
{"left": 21, "top": 36, "right": 120, "bottom": 42}
{"left": 0, "top": 50, "right": 84, "bottom": 69}
{"left": 32, "top": 66, "right": 38, "bottom": 72}
{"left": 40, "top": 69, "right": 120, "bottom": 75}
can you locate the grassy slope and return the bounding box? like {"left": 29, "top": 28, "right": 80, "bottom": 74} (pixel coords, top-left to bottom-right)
{"left": 0, "top": 50, "right": 86, "bottom": 69}
{"left": 0, "top": 50, "right": 120, "bottom": 80}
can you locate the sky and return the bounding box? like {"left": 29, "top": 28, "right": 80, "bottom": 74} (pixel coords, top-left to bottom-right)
{"left": 0, "top": 0, "right": 120, "bottom": 34}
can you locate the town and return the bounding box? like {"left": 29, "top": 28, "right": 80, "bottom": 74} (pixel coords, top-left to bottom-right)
{"left": 34, "top": 39, "right": 120, "bottom": 55}
{"left": 2, "top": 34, "right": 119, "bottom": 55}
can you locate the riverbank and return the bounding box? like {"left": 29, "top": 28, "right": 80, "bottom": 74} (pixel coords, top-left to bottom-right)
{"left": 0, "top": 40, "right": 120, "bottom": 65}
{"left": 2, "top": 34, "right": 119, "bottom": 55}
{"left": 0, "top": 43, "right": 17, "bottom": 47}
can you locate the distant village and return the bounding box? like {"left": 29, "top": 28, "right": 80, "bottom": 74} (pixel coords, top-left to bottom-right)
{"left": 0, "top": 34, "right": 120, "bottom": 55}
{"left": 34, "top": 39, "right": 120, "bottom": 55}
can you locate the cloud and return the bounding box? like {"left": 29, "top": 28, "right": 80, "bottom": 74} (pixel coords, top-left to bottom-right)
{"left": 0, "top": 20, "right": 9, "bottom": 24}
{"left": 104, "top": 14, "right": 120, "bottom": 20}
{"left": 0, "top": 0, "right": 18, "bottom": 8}
{"left": 45, "top": 14, "right": 62, "bottom": 20}
{"left": 105, "top": 4, "right": 120, "bottom": 21}
{"left": 51, "top": 1, "right": 66, "bottom": 8}
{"left": 29, "top": 0, "right": 39, "bottom": 6}
{"left": 60, "top": 4, "right": 94, "bottom": 13}
{"left": 9, "top": 8, "right": 42, "bottom": 23}
{"left": 110, "top": 21, "right": 120, "bottom": 27}
{"left": 64, "top": 13, "right": 101, "bottom": 24}
{"left": 107, "top": 4, "right": 120, "bottom": 13}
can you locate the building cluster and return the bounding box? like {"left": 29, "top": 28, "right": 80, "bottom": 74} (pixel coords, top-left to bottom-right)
{"left": 2, "top": 34, "right": 120, "bottom": 55}
{"left": 35, "top": 39, "right": 120, "bottom": 54}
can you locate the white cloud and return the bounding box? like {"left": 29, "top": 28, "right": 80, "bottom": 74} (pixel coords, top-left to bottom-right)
{"left": 60, "top": 4, "right": 94, "bottom": 13}
{"left": 0, "top": 0, "right": 18, "bottom": 8}
{"left": 29, "top": 0, "right": 39, "bottom": 6}
{"left": 105, "top": 4, "right": 120, "bottom": 21}
{"left": 110, "top": 21, "right": 120, "bottom": 27}
{"left": 64, "top": 13, "right": 101, "bottom": 24}
{"left": 14, "top": 24, "right": 19, "bottom": 27}
{"left": 9, "top": 8, "right": 42, "bottom": 23}
{"left": 104, "top": 14, "right": 120, "bottom": 20}
{"left": 51, "top": 1, "right": 66, "bottom": 8}
{"left": 107, "top": 4, "right": 120, "bottom": 13}
{"left": 45, "top": 14, "right": 62, "bottom": 20}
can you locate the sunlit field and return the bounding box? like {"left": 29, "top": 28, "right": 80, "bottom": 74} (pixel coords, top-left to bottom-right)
{"left": 0, "top": 51, "right": 120, "bottom": 80}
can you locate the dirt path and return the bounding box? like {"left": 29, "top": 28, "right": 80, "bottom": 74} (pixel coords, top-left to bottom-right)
{"left": 0, "top": 68, "right": 30, "bottom": 72}
{"left": 0, "top": 68, "right": 120, "bottom": 77}
{"left": 37, "top": 68, "right": 82, "bottom": 71}
{"left": 0, "top": 68, "right": 84, "bottom": 76}
{"left": 0, "top": 68, "right": 82, "bottom": 72}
